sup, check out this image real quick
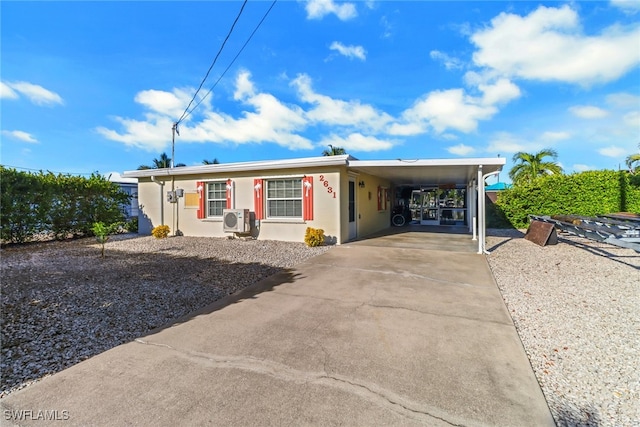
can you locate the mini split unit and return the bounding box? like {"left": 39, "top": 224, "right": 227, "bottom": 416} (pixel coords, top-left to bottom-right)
{"left": 223, "top": 209, "right": 250, "bottom": 233}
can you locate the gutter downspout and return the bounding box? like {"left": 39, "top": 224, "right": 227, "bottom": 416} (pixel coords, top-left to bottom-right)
{"left": 151, "top": 176, "right": 165, "bottom": 227}
{"left": 479, "top": 170, "right": 500, "bottom": 255}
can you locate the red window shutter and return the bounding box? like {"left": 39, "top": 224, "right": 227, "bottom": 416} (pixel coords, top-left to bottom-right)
{"left": 226, "top": 179, "right": 233, "bottom": 209}
{"left": 254, "top": 179, "right": 264, "bottom": 220}
{"left": 302, "top": 176, "right": 313, "bottom": 221}
{"left": 377, "top": 186, "right": 382, "bottom": 211}
{"left": 197, "top": 181, "right": 205, "bottom": 219}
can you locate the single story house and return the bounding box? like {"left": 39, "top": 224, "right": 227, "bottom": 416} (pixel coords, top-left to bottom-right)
{"left": 122, "top": 155, "right": 505, "bottom": 253}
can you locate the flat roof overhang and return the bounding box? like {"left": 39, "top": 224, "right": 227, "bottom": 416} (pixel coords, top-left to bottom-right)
{"left": 122, "top": 155, "right": 505, "bottom": 186}
{"left": 347, "top": 158, "right": 506, "bottom": 186}
{"left": 122, "top": 155, "right": 352, "bottom": 178}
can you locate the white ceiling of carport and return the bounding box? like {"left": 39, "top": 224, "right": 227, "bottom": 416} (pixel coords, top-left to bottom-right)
{"left": 348, "top": 159, "right": 506, "bottom": 186}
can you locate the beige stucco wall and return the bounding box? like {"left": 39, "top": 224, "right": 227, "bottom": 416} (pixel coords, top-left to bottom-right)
{"left": 338, "top": 171, "right": 391, "bottom": 241}
{"left": 137, "top": 166, "right": 347, "bottom": 244}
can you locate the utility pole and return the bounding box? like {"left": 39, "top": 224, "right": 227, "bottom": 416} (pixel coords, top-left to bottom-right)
{"left": 171, "top": 122, "right": 178, "bottom": 169}
{"left": 171, "top": 122, "right": 178, "bottom": 236}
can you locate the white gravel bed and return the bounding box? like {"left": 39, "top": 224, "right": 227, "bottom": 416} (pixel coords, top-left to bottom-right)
{"left": 486, "top": 229, "right": 640, "bottom": 427}
{"left": 1, "top": 234, "right": 330, "bottom": 397}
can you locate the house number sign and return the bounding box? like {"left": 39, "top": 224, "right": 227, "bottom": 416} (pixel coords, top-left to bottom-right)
{"left": 319, "top": 175, "right": 337, "bottom": 198}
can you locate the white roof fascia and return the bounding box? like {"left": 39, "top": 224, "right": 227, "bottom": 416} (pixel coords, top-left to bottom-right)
{"left": 122, "top": 155, "right": 353, "bottom": 178}
{"left": 347, "top": 157, "right": 506, "bottom": 168}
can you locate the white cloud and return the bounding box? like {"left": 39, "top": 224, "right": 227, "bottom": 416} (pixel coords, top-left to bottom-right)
{"left": 319, "top": 133, "right": 395, "bottom": 152}
{"left": 540, "top": 131, "right": 571, "bottom": 142}
{"left": 611, "top": 0, "right": 640, "bottom": 14}
{"left": 623, "top": 110, "right": 640, "bottom": 127}
{"left": 477, "top": 78, "right": 521, "bottom": 106}
{"left": 398, "top": 89, "right": 495, "bottom": 134}
{"left": 606, "top": 92, "right": 640, "bottom": 109}
{"left": 573, "top": 164, "right": 595, "bottom": 172}
{"left": 1, "top": 82, "right": 18, "bottom": 99}
{"left": 447, "top": 143, "right": 476, "bottom": 156}
{"left": 2, "top": 130, "right": 38, "bottom": 143}
{"left": 485, "top": 132, "right": 541, "bottom": 154}
{"left": 292, "top": 74, "right": 392, "bottom": 131}
{"left": 305, "top": 0, "right": 357, "bottom": 20}
{"left": 234, "top": 71, "right": 256, "bottom": 100}
{"left": 96, "top": 115, "right": 175, "bottom": 152}
{"left": 97, "top": 71, "right": 313, "bottom": 151}
{"left": 569, "top": 105, "right": 609, "bottom": 119}
{"left": 329, "top": 41, "right": 367, "bottom": 61}
{"left": 470, "top": 5, "right": 640, "bottom": 85}
{"left": 380, "top": 16, "right": 393, "bottom": 39}
{"left": 598, "top": 145, "right": 627, "bottom": 158}
{"left": 393, "top": 81, "right": 520, "bottom": 136}
{"left": 3, "top": 81, "right": 64, "bottom": 106}
{"left": 386, "top": 122, "right": 427, "bottom": 136}
{"left": 430, "top": 50, "right": 464, "bottom": 70}
{"left": 134, "top": 88, "right": 196, "bottom": 118}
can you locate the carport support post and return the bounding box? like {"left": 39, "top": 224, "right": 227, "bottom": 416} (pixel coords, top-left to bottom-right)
{"left": 477, "top": 166, "right": 483, "bottom": 254}
{"left": 479, "top": 169, "right": 501, "bottom": 254}
{"left": 469, "top": 179, "right": 476, "bottom": 238}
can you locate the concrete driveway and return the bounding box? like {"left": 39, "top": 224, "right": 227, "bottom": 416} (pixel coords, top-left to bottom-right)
{"left": 1, "top": 231, "right": 554, "bottom": 426}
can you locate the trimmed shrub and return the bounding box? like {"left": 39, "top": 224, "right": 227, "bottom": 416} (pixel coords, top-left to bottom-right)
{"left": 152, "top": 225, "right": 170, "bottom": 239}
{"left": 304, "top": 227, "right": 325, "bottom": 247}
{"left": 495, "top": 170, "right": 640, "bottom": 229}
{"left": 0, "top": 167, "right": 130, "bottom": 243}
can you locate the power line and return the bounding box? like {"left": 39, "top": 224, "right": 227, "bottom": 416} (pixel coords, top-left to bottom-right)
{"left": 176, "top": 0, "right": 248, "bottom": 125}
{"left": 180, "top": 0, "right": 278, "bottom": 123}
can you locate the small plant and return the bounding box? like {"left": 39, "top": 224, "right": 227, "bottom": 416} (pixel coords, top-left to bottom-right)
{"left": 304, "top": 227, "right": 325, "bottom": 247}
{"left": 124, "top": 217, "right": 138, "bottom": 233}
{"left": 92, "top": 221, "right": 119, "bottom": 258}
{"left": 152, "top": 225, "right": 170, "bottom": 239}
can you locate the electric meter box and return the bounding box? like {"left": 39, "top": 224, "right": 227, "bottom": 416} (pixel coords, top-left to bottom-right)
{"left": 167, "top": 191, "right": 177, "bottom": 203}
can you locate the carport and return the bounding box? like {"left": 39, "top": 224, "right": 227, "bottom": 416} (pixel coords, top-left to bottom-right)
{"left": 347, "top": 157, "right": 506, "bottom": 254}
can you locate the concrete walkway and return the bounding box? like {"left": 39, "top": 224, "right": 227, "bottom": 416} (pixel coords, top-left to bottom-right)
{"left": 1, "top": 231, "right": 554, "bottom": 426}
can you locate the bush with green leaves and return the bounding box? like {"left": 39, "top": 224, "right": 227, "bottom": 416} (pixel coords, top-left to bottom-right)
{"left": 495, "top": 170, "right": 640, "bottom": 229}
{"left": 0, "top": 166, "right": 131, "bottom": 243}
{"left": 124, "top": 217, "right": 138, "bottom": 233}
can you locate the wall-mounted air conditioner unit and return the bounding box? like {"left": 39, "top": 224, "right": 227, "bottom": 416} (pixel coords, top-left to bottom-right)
{"left": 223, "top": 209, "right": 250, "bottom": 233}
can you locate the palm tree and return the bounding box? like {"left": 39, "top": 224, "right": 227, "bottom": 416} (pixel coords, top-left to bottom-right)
{"left": 509, "top": 148, "right": 563, "bottom": 185}
{"left": 138, "top": 152, "right": 185, "bottom": 170}
{"left": 626, "top": 144, "right": 640, "bottom": 174}
{"left": 322, "top": 145, "right": 347, "bottom": 156}
{"left": 202, "top": 158, "right": 220, "bottom": 165}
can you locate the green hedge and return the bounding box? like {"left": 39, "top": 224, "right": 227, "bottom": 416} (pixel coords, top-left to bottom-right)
{"left": 0, "top": 167, "right": 131, "bottom": 243}
{"left": 495, "top": 170, "right": 640, "bottom": 229}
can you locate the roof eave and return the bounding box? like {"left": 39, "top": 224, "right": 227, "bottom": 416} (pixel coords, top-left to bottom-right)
{"left": 122, "top": 155, "right": 354, "bottom": 179}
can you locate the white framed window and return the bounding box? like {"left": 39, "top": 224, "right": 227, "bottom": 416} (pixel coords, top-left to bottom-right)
{"left": 206, "top": 182, "right": 227, "bottom": 217}
{"left": 266, "top": 178, "right": 302, "bottom": 218}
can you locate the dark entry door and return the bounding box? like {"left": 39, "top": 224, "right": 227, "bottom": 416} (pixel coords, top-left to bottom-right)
{"left": 348, "top": 179, "right": 356, "bottom": 240}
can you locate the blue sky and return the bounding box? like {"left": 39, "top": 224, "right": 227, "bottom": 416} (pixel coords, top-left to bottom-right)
{"left": 1, "top": 0, "right": 639, "bottom": 183}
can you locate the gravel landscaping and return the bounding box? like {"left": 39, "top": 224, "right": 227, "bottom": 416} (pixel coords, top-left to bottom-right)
{"left": 486, "top": 229, "right": 640, "bottom": 427}
{"left": 1, "top": 229, "right": 639, "bottom": 427}
{"left": 0, "top": 234, "right": 330, "bottom": 397}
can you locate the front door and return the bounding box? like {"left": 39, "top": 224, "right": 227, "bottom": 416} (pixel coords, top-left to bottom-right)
{"left": 411, "top": 189, "right": 440, "bottom": 225}
{"left": 348, "top": 179, "right": 357, "bottom": 240}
